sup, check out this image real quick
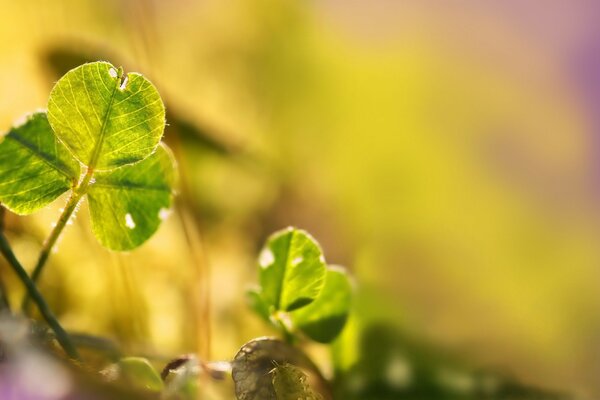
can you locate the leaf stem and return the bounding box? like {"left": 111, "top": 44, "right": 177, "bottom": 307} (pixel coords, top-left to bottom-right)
{"left": 22, "top": 168, "right": 94, "bottom": 313}
{"left": 273, "top": 311, "right": 296, "bottom": 344}
{"left": 0, "top": 208, "right": 11, "bottom": 311}
{"left": 0, "top": 229, "right": 80, "bottom": 359}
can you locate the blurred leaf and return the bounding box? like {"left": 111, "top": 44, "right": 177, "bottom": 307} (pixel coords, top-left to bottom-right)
{"left": 333, "top": 323, "right": 570, "bottom": 400}
{"left": 87, "top": 144, "right": 176, "bottom": 250}
{"left": 163, "top": 356, "right": 199, "bottom": 400}
{"left": 291, "top": 266, "right": 352, "bottom": 343}
{"left": 246, "top": 287, "right": 272, "bottom": 324}
{"left": 259, "top": 227, "right": 326, "bottom": 312}
{"left": 115, "top": 357, "right": 164, "bottom": 392}
{"left": 42, "top": 44, "right": 117, "bottom": 80}
{"left": 0, "top": 112, "right": 80, "bottom": 214}
{"left": 272, "top": 363, "right": 323, "bottom": 400}
{"left": 231, "top": 337, "right": 320, "bottom": 400}
{"left": 47, "top": 61, "right": 165, "bottom": 169}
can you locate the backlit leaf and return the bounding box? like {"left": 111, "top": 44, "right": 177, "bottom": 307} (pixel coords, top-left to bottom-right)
{"left": 87, "top": 144, "right": 176, "bottom": 250}
{"left": 0, "top": 112, "right": 80, "bottom": 214}
{"left": 246, "top": 287, "right": 272, "bottom": 324}
{"left": 47, "top": 61, "right": 165, "bottom": 170}
{"left": 259, "top": 228, "right": 326, "bottom": 312}
{"left": 291, "top": 266, "right": 352, "bottom": 343}
{"left": 115, "top": 357, "right": 164, "bottom": 392}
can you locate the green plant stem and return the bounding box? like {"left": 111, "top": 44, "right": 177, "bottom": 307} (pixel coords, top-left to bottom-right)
{"left": 0, "top": 276, "right": 10, "bottom": 311}
{"left": 70, "top": 332, "right": 122, "bottom": 360}
{"left": 273, "top": 312, "right": 296, "bottom": 344}
{"left": 0, "top": 231, "right": 80, "bottom": 360}
{"left": 0, "top": 207, "right": 11, "bottom": 311}
{"left": 22, "top": 168, "right": 95, "bottom": 313}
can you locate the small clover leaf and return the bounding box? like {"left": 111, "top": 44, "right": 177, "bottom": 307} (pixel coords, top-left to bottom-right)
{"left": 0, "top": 61, "right": 176, "bottom": 251}
{"left": 258, "top": 227, "right": 326, "bottom": 312}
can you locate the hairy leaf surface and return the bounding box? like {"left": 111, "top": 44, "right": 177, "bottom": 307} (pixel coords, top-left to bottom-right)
{"left": 0, "top": 112, "right": 80, "bottom": 214}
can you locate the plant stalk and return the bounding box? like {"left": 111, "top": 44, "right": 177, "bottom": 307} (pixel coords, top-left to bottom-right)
{"left": 273, "top": 312, "right": 296, "bottom": 344}
{"left": 0, "top": 208, "right": 11, "bottom": 311}
{"left": 0, "top": 231, "right": 80, "bottom": 360}
{"left": 22, "top": 168, "right": 94, "bottom": 313}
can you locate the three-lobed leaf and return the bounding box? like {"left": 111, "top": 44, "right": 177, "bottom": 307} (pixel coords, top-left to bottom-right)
{"left": 0, "top": 112, "right": 80, "bottom": 214}
{"left": 291, "top": 266, "right": 352, "bottom": 343}
{"left": 259, "top": 227, "right": 326, "bottom": 312}
{"left": 47, "top": 61, "right": 165, "bottom": 170}
{"left": 0, "top": 61, "right": 175, "bottom": 251}
{"left": 253, "top": 228, "right": 352, "bottom": 343}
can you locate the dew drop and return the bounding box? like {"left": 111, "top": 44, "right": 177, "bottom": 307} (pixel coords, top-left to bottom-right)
{"left": 119, "top": 76, "right": 128, "bottom": 91}
{"left": 108, "top": 68, "right": 118, "bottom": 78}
{"left": 291, "top": 256, "right": 303, "bottom": 266}
{"left": 12, "top": 114, "right": 29, "bottom": 128}
{"left": 158, "top": 208, "right": 171, "bottom": 221}
{"left": 385, "top": 355, "right": 412, "bottom": 389}
{"left": 259, "top": 248, "right": 274, "bottom": 268}
{"left": 125, "top": 213, "right": 136, "bottom": 229}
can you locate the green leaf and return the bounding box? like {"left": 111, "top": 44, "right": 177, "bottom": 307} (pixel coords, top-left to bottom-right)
{"left": 246, "top": 287, "right": 272, "bottom": 324}
{"left": 47, "top": 61, "right": 165, "bottom": 170}
{"left": 0, "top": 112, "right": 80, "bottom": 214}
{"left": 272, "top": 363, "right": 323, "bottom": 400}
{"left": 259, "top": 227, "right": 327, "bottom": 312}
{"left": 87, "top": 144, "right": 176, "bottom": 250}
{"left": 291, "top": 266, "right": 352, "bottom": 343}
{"left": 116, "top": 357, "right": 164, "bottom": 392}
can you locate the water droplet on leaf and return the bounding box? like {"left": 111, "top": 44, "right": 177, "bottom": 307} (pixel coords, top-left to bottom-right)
{"left": 125, "top": 213, "right": 136, "bottom": 229}
{"left": 259, "top": 248, "right": 275, "bottom": 268}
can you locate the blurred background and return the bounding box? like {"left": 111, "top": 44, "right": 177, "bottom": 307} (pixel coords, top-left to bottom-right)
{"left": 0, "top": 0, "right": 599, "bottom": 398}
